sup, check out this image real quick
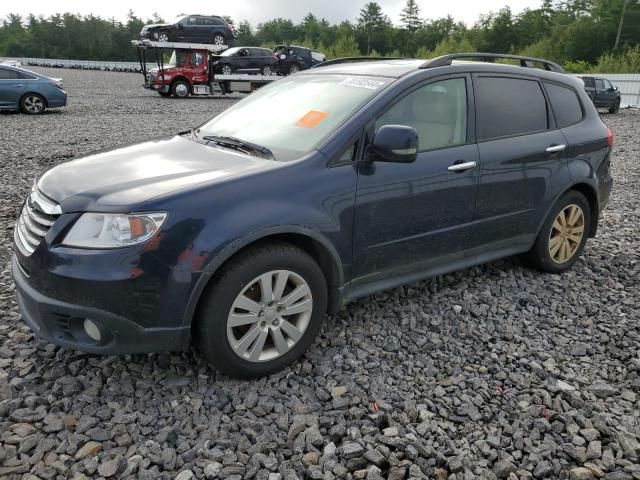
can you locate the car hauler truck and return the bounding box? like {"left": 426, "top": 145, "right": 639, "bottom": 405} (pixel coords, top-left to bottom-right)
{"left": 132, "top": 40, "right": 279, "bottom": 97}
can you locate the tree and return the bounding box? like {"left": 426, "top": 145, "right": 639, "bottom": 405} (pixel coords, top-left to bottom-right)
{"left": 234, "top": 21, "right": 254, "bottom": 45}
{"left": 357, "top": 2, "right": 387, "bottom": 54}
{"left": 400, "top": 0, "right": 422, "bottom": 33}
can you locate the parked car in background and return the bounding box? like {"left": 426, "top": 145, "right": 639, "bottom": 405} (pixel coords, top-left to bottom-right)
{"left": 579, "top": 76, "right": 621, "bottom": 113}
{"left": 0, "top": 65, "right": 66, "bottom": 114}
{"left": 1, "top": 59, "right": 22, "bottom": 67}
{"left": 13, "top": 54, "right": 613, "bottom": 378}
{"left": 140, "top": 15, "right": 234, "bottom": 46}
{"left": 274, "top": 45, "right": 326, "bottom": 74}
{"left": 212, "top": 47, "right": 277, "bottom": 75}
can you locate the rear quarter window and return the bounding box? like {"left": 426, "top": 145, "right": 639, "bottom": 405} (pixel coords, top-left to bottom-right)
{"left": 544, "top": 82, "right": 583, "bottom": 128}
{"left": 475, "top": 76, "right": 548, "bottom": 141}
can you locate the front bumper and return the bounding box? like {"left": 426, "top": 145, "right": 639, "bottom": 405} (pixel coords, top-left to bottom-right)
{"left": 12, "top": 255, "right": 190, "bottom": 354}
{"left": 144, "top": 83, "right": 170, "bottom": 93}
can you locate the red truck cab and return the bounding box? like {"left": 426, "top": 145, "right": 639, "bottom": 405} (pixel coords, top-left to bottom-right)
{"left": 148, "top": 48, "right": 210, "bottom": 97}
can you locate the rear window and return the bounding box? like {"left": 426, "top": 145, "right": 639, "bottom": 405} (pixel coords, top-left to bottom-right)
{"left": 544, "top": 82, "right": 583, "bottom": 128}
{"left": 476, "top": 76, "right": 548, "bottom": 141}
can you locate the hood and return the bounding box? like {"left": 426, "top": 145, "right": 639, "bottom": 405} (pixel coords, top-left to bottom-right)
{"left": 143, "top": 23, "right": 170, "bottom": 30}
{"left": 37, "top": 136, "right": 277, "bottom": 213}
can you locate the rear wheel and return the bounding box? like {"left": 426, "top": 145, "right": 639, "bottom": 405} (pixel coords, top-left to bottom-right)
{"left": 20, "top": 94, "right": 46, "bottom": 114}
{"left": 195, "top": 242, "right": 328, "bottom": 379}
{"left": 261, "top": 65, "right": 274, "bottom": 76}
{"left": 212, "top": 33, "right": 225, "bottom": 46}
{"left": 609, "top": 99, "right": 620, "bottom": 114}
{"left": 288, "top": 64, "right": 301, "bottom": 74}
{"left": 171, "top": 80, "right": 190, "bottom": 98}
{"left": 524, "top": 190, "right": 591, "bottom": 273}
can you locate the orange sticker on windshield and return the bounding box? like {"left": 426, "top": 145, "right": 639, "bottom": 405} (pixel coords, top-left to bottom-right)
{"left": 296, "top": 111, "right": 328, "bottom": 128}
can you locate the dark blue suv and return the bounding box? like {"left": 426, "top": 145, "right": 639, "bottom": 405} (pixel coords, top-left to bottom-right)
{"left": 12, "top": 54, "right": 614, "bottom": 378}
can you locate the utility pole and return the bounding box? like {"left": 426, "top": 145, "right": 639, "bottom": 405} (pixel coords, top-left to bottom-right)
{"left": 614, "top": 0, "right": 628, "bottom": 51}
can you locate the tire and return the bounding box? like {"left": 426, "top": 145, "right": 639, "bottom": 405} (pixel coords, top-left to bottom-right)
{"left": 212, "top": 33, "right": 225, "bottom": 46}
{"left": 171, "top": 80, "right": 190, "bottom": 98}
{"left": 220, "top": 64, "right": 233, "bottom": 75}
{"left": 524, "top": 190, "right": 591, "bottom": 274}
{"left": 261, "top": 65, "right": 274, "bottom": 76}
{"left": 195, "top": 242, "right": 328, "bottom": 379}
{"left": 157, "top": 32, "right": 170, "bottom": 43}
{"left": 609, "top": 100, "right": 620, "bottom": 114}
{"left": 288, "top": 64, "right": 301, "bottom": 74}
{"left": 20, "top": 93, "right": 46, "bottom": 114}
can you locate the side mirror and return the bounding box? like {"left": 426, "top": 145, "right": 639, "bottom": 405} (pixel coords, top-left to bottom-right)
{"left": 614, "top": 86, "right": 619, "bottom": 91}
{"left": 370, "top": 125, "right": 418, "bottom": 163}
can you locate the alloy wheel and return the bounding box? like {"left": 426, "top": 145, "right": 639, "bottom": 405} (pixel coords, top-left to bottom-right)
{"left": 23, "top": 95, "right": 44, "bottom": 114}
{"left": 214, "top": 35, "right": 225, "bottom": 45}
{"left": 221, "top": 65, "right": 232, "bottom": 75}
{"left": 548, "top": 204, "right": 585, "bottom": 264}
{"left": 226, "top": 270, "right": 313, "bottom": 362}
{"left": 262, "top": 66, "right": 272, "bottom": 76}
{"left": 158, "top": 32, "right": 169, "bottom": 42}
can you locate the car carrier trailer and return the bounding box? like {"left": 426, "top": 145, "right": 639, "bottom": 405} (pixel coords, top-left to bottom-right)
{"left": 132, "top": 40, "right": 280, "bottom": 97}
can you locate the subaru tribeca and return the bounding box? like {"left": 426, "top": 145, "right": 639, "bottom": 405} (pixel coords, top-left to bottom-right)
{"left": 12, "top": 54, "right": 614, "bottom": 379}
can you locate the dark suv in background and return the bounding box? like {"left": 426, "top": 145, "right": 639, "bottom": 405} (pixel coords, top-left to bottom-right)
{"left": 212, "top": 47, "right": 277, "bottom": 75}
{"left": 13, "top": 53, "right": 613, "bottom": 379}
{"left": 140, "top": 15, "right": 234, "bottom": 45}
{"left": 580, "top": 75, "right": 621, "bottom": 113}
{"left": 274, "top": 45, "right": 326, "bottom": 74}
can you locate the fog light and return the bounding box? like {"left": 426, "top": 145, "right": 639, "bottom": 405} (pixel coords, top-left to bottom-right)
{"left": 83, "top": 319, "right": 101, "bottom": 342}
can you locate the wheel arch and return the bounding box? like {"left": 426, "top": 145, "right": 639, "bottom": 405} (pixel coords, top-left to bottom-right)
{"left": 171, "top": 76, "right": 191, "bottom": 87}
{"left": 537, "top": 181, "right": 600, "bottom": 239}
{"left": 183, "top": 226, "right": 345, "bottom": 331}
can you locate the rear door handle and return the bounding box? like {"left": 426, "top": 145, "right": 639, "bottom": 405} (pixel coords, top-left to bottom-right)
{"left": 546, "top": 144, "right": 567, "bottom": 153}
{"left": 448, "top": 161, "right": 477, "bottom": 172}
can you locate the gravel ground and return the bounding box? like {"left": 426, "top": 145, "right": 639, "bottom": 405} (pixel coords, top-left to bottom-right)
{"left": 1, "top": 68, "right": 639, "bottom": 480}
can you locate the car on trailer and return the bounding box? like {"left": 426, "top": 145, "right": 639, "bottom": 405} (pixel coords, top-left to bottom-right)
{"left": 274, "top": 45, "right": 326, "bottom": 74}
{"left": 212, "top": 47, "right": 278, "bottom": 76}
{"left": 140, "top": 14, "right": 234, "bottom": 46}
{"left": 13, "top": 53, "right": 613, "bottom": 379}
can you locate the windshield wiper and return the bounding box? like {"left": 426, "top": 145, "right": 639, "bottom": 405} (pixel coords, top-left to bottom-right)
{"left": 201, "top": 135, "right": 275, "bottom": 160}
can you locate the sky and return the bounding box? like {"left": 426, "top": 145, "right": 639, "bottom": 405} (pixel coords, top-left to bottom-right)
{"left": 1, "top": 0, "right": 541, "bottom": 27}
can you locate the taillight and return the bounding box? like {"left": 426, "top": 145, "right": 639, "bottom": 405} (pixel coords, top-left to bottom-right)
{"left": 226, "top": 24, "right": 233, "bottom": 32}
{"left": 607, "top": 127, "right": 614, "bottom": 147}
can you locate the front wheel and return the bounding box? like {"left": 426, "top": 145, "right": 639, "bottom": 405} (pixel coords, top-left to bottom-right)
{"left": 195, "top": 242, "right": 328, "bottom": 379}
{"left": 609, "top": 99, "right": 620, "bottom": 114}
{"left": 157, "top": 32, "right": 170, "bottom": 43}
{"left": 523, "top": 190, "right": 591, "bottom": 273}
{"left": 171, "top": 80, "right": 190, "bottom": 98}
{"left": 20, "top": 94, "right": 46, "bottom": 114}
{"left": 220, "top": 64, "right": 233, "bottom": 75}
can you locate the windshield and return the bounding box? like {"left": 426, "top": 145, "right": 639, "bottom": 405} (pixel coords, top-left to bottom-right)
{"left": 221, "top": 47, "right": 241, "bottom": 57}
{"left": 195, "top": 75, "right": 390, "bottom": 161}
{"left": 167, "top": 49, "right": 187, "bottom": 67}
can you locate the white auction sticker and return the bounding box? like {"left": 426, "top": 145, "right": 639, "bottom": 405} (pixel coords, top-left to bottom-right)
{"left": 340, "top": 78, "right": 386, "bottom": 90}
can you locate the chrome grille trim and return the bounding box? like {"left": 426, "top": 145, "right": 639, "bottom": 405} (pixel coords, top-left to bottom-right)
{"left": 14, "top": 188, "right": 60, "bottom": 257}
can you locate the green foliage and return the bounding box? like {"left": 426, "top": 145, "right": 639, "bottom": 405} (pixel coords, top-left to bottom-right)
{"left": 0, "top": 1, "right": 639, "bottom": 72}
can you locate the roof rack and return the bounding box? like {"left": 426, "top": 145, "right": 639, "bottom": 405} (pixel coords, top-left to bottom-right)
{"left": 420, "top": 53, "right": 564, "bottom": 73}
{"left": 314, "top": 57, "right": 404, "bottom": 68}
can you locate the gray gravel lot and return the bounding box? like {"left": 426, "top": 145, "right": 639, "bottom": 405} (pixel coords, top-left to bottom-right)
{"left": 1, "top": 68, "right": 640, "bottom": 480}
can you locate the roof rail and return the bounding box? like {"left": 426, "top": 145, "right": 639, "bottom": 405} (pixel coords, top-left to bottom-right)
{"left": 313, "top": 57, "right": 404, "bottom": 68}
{"left": 420, "top": 53, "right": 565, "bottom": 73}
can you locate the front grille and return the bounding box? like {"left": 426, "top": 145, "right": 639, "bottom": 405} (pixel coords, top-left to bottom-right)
{"left": 14, "top": 188, "right": 61, "bottom": 256}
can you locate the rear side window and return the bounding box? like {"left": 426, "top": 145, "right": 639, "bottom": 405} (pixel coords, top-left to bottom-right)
{"left": 544, "top": 82, "right": 583, "bottom": 128}
{"left": 476, "top": 76, "right": 548, "bottom": 140}
{"left": 0, "top": 68, "right": 19, "bottom": 79}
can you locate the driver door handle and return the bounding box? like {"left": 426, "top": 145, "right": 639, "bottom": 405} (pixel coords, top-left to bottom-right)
{"left": 448, "top": 161, "right": 477, "bottom": 172}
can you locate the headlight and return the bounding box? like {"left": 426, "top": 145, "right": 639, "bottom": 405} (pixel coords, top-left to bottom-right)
{"left": 63, "top": 212, "right": 167, "bottom": 248}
